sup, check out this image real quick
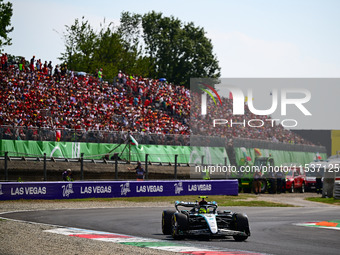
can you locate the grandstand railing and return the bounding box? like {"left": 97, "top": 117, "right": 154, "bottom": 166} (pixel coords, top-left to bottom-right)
{"left": 233, "top": 137, "right": 326, "bottom": 153}
{"left": 0, "top": 125, "right": 191, "bottom": 146}
{"left": 0, "top": 125, "right": 326, "bottom": 153}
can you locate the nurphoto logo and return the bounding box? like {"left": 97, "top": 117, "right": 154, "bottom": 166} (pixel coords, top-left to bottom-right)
{"left": 198, "top": 81, "right": 312, "bottom": 129}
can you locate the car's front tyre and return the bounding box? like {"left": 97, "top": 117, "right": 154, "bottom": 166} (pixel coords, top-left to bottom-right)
{"left": 171, "top": 213, "right": 187, "bottom": 240}
{"left": 232, "top": 213, "right": 250, "bottom": 242}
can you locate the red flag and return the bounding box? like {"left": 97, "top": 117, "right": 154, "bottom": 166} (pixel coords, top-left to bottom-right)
{"left": 56, "top": 130, "right": 61, "bottom": 142}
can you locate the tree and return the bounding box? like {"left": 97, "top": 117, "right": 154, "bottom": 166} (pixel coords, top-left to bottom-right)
{"left": 60, "top": 12, "right": 220, "bottom": 85}
{"left": 60, "top": 16, "right": 152, "bottom": 80}
{"left": 141, "top": 11, "right": 220, "bottom": 86}
{"left": 117, "top": 12, "right": 153, "bottom": 77}
{"left": 59, "top": 17, "right": 98, "bottom": 72}
{"left": 0, "top": 0, "right": 13, "bottom": 50}
{"left": 118, "top": 12, "right": 142, "bottom": 54}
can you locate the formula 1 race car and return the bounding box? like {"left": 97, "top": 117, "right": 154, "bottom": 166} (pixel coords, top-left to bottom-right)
{"left": 161, "top": 196, "right": 250, "bottom": 241}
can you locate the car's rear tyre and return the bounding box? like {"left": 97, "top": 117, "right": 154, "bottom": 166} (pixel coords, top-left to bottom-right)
{"left": 232, "top": 213, "right": 250, "bottom": 242}
{"left": 162, "top": 210, "right": 175, "bottom": 235}
{"left": 172, "top": 213, "right": 187, "bottom": 240}
{"left": 290, "top": 183, "right": 295, "bottom": 193}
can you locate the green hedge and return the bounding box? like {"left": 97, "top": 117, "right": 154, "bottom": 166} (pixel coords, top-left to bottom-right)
{"left": 0, "top": 140, "right": 228, "bottom": 165}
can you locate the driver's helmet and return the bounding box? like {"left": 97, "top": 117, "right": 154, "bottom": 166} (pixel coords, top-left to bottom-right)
{"left": 199, "top": 207, "right": 209, "bottom": 214}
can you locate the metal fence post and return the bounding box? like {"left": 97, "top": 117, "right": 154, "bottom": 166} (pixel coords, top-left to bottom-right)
{"left": 224, "top": 157, "right": 228, "bottom": 179}
{"left": 80, "top": 153, "right": 84, "bottom": 180}
{"left": 114, "top": 153, "right": 118, "bottom": 180}
{"left": 145, "top": 154, "right": 149, "bottom": 180}
{"left": 43, "top": 153, "right": 47, "bottom": 181}
{"left": 174, "top": 154, "right": 178, "bottom": 179}
{"left": 4, "top": 151, "right": 8, "bottom": 181}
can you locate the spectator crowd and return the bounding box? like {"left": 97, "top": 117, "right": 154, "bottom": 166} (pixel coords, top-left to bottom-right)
{"left": 190, "top": 92, "right": 313, "bottom": 145}
{"left": 0, "top": 53, "right": 190, "bottom": 136}
{"left": 0, "top": 52, "right": 312, "bottom": 145}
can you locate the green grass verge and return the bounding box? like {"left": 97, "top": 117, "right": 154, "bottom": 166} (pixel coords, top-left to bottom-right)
{"left": 305, "top": 197, "right": 340, "bottom": 205}
{"left": 0, "top": 194, "right": 292, "bottom": 207}
{"left": 219, "top": 200, "right": 292, "bottom": 207}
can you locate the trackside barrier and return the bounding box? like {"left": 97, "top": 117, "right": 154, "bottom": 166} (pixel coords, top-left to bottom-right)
{"left": 334, "top": 182, "right": 340, "bottom": 199}
{"left": 0, "top": 180, "right": 238, "bottom": 200}
{"left": 0, "top": 140, "right": 228, "bottom": 164}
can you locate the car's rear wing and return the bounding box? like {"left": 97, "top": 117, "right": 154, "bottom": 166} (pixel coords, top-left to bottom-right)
{"left": 175, "top": 201, "right": 218, "bottom": 211}
{"left": 175, "top": 201, "right": 196, "bottom": 208}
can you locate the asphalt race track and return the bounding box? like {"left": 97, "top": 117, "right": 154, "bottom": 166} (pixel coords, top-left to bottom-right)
{"left": 1, "top": 206, "right": 340, "bottom": 255}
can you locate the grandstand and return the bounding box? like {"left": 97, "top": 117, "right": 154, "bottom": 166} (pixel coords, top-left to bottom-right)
{"left": 0, "top": 53, "right": 312, "bottom": 146}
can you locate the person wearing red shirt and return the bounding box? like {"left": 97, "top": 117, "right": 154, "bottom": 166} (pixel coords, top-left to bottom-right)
{"left": 43, "top": 61, "right": 48, "bottom": 75}
{"left": 29, "top": 56, "right": 35, "bottom": 72}
{"left": 1, "top": 53, "right": 8, "bottom": 70}
{"left": 144, "top": 98, "right": 150, "bottom": 107}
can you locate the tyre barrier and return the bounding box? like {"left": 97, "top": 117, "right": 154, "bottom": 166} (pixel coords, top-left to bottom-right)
{"left": 0, "top": 179, "right": 238, "bottom": 200}
{"left": 334, "top": 182, "right": 340, "bottom": 200}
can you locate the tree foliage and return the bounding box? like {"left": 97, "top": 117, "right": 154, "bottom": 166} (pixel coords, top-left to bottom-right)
{"left": 142, "top": 11, "right": 220, "bottom": 86}
{"left": 0, "top": 0, "right": 13, "bottom": 50}
{"left": 60, "top": 11, "right": 220, "bottom": 86}
{"left": 60, "top": 16, "right": 152, "bottom": 80}
{"left": 60, "top": 17, "right": 97, "bottom": 72}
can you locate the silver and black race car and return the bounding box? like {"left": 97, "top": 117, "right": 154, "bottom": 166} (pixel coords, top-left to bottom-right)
{"left": 162, "top": 196, "right": 250, "bottom": 241}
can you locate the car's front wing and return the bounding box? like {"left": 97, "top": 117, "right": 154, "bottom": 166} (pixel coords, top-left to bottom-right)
{"left": 185, "top": 228, "right": 249, "bottom": 237}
